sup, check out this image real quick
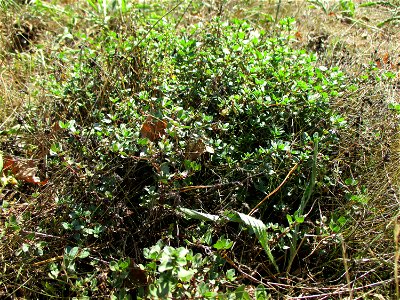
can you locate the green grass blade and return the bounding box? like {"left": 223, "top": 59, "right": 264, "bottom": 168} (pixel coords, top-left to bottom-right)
{"left": 86, "top": 0, "right": 98, "bottom": 12}
{"left": 120, "top": 0, "right": 127, "bottom": 13}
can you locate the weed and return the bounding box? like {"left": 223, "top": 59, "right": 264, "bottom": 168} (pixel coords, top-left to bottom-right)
{"left": 0, "top": 0, "right": 399, "bottom": 298}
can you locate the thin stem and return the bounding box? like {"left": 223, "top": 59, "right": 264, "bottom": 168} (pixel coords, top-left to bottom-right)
{"left": 287, "top": 137, "right": 318, "bottom": 273}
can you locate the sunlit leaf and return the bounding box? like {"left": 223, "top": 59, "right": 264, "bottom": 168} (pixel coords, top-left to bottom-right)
{"left": 109, "top": 261, "right": 118, "bottom": 272}
{"left": 213, "top": 237, "right": 233, "bottom": 250}
{"left": 228, "top": 212, "right": 279, "bottom": 272}
{"left": 179, "top": 207, "right": 220, "bottom": 222}
{"left": 79, "top": 248, "right": 90, "bottom": 259}
{"left": 22, "top": 243, "right": 30, "bottom": 253}
{"left": 226, "top": 269, "right": 236, "bottom": 281}
{"left": 2, "top": 156, "right": 48, "bottom": 185}
{"left": 177, "top": 269, "right": 195, "bottom": 282}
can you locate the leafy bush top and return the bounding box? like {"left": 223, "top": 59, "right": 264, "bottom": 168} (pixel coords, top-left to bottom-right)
{"left": 2, "top": 8, "right": 349, "bottom": 298}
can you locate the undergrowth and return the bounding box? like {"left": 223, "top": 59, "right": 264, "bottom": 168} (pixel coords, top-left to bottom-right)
{"left": 0, "top": 0, "right": 399, "bottom": 299}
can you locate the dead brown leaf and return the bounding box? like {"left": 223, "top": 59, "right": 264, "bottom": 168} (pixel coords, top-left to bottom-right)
{"left": 3, "top": 156, "right": 48, "bottom": 185}
{"left": 140, "top": 115, "right": 167, "bottom": 142}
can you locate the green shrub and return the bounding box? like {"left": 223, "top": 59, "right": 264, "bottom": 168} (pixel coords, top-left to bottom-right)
{"left": 141, "top": 240, "right": 271, "bottom": 299}
{"left": 2, "top": 6, "right": 348, "bottom": 297}
{"left": 51, "top": 16, "right": 345, "bottom": 213}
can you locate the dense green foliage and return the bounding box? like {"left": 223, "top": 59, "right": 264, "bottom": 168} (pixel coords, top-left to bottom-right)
{"left": 1, "top": 0, "right": 399, "bottom": 298}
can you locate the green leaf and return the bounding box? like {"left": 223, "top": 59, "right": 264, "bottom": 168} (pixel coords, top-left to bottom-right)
{"left": 157, "top": 274, "right": 175, "bottom": 297}
{"left": 226, "top": 269, "right": 236, "bottom": 281}
{"left": 345, "top": 178, "right": 358, "bottom": 186}
{"left": 359, "top": 1, "right": 377, "bottom": 7}
{"left": 49, "top": 263, "right": 60, "bottom": 279}
{"left": 66, "top": 246, "right": 79, "bottom": 259}
{"left": 118, "top": 258, "right": 130, "bottom": 270}
{"left": 8, "top": 215, "right": 20, "bottom": 231}
{"left": 179, "top": 207, "right": 220, "bottom": 222}
{"left": 384, "top": 71, "right": 396, "bottom": 79}
{"left": 35, "top": 242, "right": 45, "bottom": 256}
{"left": 0, "top": 152, "right": 3, "bottom": 173}
{"left": 255, "top": 285, "right": 269, "bottom": 299}
{"left": 177, "top": 269, "right": 195, "bottom": 282}
{"left": 157, "top": 263, "right": 171, "bottom": 273}
{"left": 79, "top": 248, "right": 90, "bottom": 259}
{"left": 58, "top": 120, "right": 67, "bottom": 129}
{"left": 203, "top": 229, "right": 213, "bottom": 245}
{"left": 9, "top": 215, "right": 17, "bottom": 224}
{"left": 62, "top": 222, "right": 72, "bottom": 230}
{"left": 389, "top": 102, "right": 400, "bottom": 114}
{"left": 120, "top": 0, "right": 127, "bottom": 13}
{"left": 175, "top": 247, "right": 189, "bottom": 266}
{"left": 286, "top": 214, "right": 293, "bottom": 225}
{"left": 359, "top": 1, "right": 397, "bottom": 8}
{"left": 158, "top": 248, "right": 175, "bottom": 272}
{"left": 229, "top": 212, "right": 279, "bottom": 272}
{"left": 86, "top": 0, "right": 98, "bottom": 12}
{"left": 235, "top": 285, "right": 251, "bottom": 300}
{"left": 143, "top": 241, "right": 163, "bottom": 260}
{"left": 213, "top": 237, "right": 233, "bottom": 250}
{"left": 109, "top": 261, "right": 119, "bottom": 272}
{"left": 337, "top": 216, "right": 347, "bottom": 226}
{"left": 22, "top": 243, "right": 30, "bottom": 253}
{"left": 350, "top": 194, "right": 369, "bottom": 204}
{"left": 203, "top": 291, "right": 218, "bottom": 298}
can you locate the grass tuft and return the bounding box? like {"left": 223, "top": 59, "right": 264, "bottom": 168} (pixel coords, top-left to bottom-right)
{"left": 0, "top": 0, "right": 399, "bottom": 298}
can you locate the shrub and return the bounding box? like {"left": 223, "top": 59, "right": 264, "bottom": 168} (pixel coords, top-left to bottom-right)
{"left": 1, "top": 4, "right": 349, "bottom": 297}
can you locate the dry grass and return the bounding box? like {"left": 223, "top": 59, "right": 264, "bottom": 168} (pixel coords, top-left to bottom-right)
{"left": 0, "top": 0, "right": 399, "bottom": 298}
{"left": 207, "top": 0, "right": 399, "bottom": 297}
{"left": 275, "top": 1, "right": 400, "bottom": 298}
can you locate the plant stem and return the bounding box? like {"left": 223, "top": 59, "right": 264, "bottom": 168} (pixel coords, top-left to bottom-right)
{"left": 287, "top": 137, "right": 318, "bottom": 273}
